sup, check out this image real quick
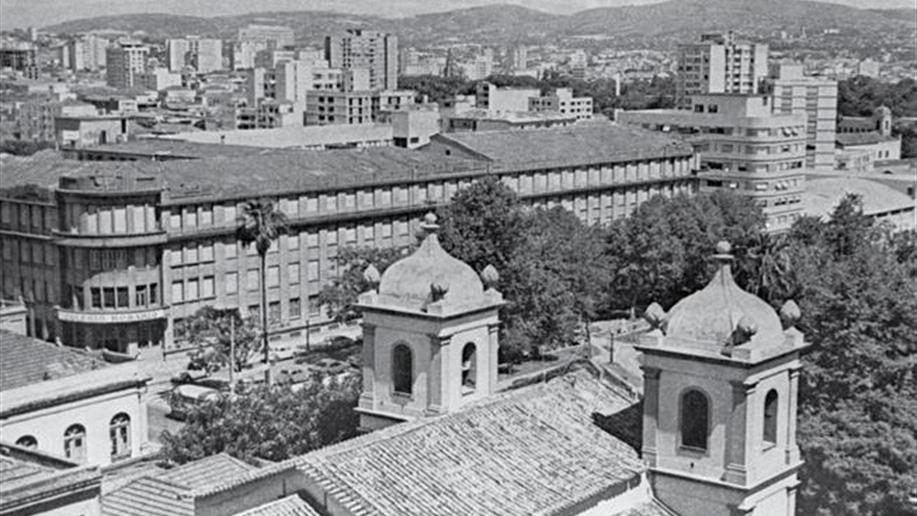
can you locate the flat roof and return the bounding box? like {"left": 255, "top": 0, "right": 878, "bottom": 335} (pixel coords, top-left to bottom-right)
{"left": 154, "top": 123, "right": 394, "bottom": 148}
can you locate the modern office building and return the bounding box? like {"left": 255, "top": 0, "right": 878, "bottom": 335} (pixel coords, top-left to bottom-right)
{"left": 529, "top": 88, "right": 594, "bottom": 121}
{"left": 166, "top": 37, "right": 223, "bottom": 73}
{"left": 768, "top": 64, "right": 838, "bottom": 171}
{"left": 675, "top": 32, "right": 768, "bottom": 109}
{"left": 305, "top": 89, "right": 415, "bottom": 126}
{"left": 325, "top": 29, "right": 398, "bottom": 91}
{"left": 0, "top": 123, "right": 694, "bottom": 353}
{"left": 618, "top": 93, "right": 807, "bottom": 232}
{"left": 105, "top": 40, "right": 149, "bottom": 89}
{"left": 64, "top": 34, "right": 110, "bottom": 72}
{"left": 0, "top": 41, "right": 38, "bottom": 79}
{"left": 237, "top": 24, "right": 295, "bottom": 48}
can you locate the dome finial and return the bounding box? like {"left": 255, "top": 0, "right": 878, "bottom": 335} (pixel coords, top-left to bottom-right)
{"left": 420, "top": 212, "right": 440, "bottom": 233}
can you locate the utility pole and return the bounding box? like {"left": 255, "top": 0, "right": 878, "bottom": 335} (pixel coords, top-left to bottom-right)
{"left": 229, "top": 315, "right": 235, "bottom": 394}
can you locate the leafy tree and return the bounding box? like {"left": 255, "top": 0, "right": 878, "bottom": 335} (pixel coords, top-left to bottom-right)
{"left": 317, "top": 245, "right": 412, "bottom": 323}
{"left": 236, "top": 200, "right": 288, "bottom": 385}
{"left": 177, "top": 307, "right": 259, "bottom": 373}
{"left": 160, "top": 373, "right": 361, "bottom": 465}
{"left": 0, "top": 140, "right": 55, "bottom": 156}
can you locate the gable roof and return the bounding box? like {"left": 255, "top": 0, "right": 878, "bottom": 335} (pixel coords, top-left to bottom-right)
{"left": 233, "top": 495, "right": 321, "bottom": 516}
{"left": 836, "top": 131, "right": 897, "bottom": 147}
{"left": 292, "top": 369, "right": 645, "bottom": 516}
{"left": 0, "top": 330, "right": 108, "bottom": 391}
{"left": 102, "top": 453, "right": 257, "bottom": 516}
{"left": 431, "top": 123, "right": 694, "bottom": 170}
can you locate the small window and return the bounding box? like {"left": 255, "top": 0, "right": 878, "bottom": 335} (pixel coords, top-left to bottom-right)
{"left": 15, "top": 435, "right": 37, "bottom": 449}
{"left": 110, "top": 413, "right": 131, "bottom": 460}
{"left": 64, "top": 424, "right": 87, "bottom": 462}
{"left": 763, "top": 389, "right": 778, "bottom": 445}
{"left": 680, "top": 389, "right": 709, "bottom": 451}
{"left": 392, "top": 344, "right": 413, "bottom": 395}
{"left": 462, "top": 343, "right": 477, "bottom": 393}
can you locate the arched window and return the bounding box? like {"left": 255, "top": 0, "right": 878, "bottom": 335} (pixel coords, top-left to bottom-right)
{"left": 110, "top": 413, "right": 131, "bottom": 460}
{"left": 63, "top": 424, "right": 86, "bottom": 462}
{"left": 15, "top": 435, "right": 37, "bottom": 449}
{"left": 763, "top": 389, "right": 778, "bottom": 445}
{"left": 461, "top": 343, "right": 477, "bottom": 393}
{"left": 680, "top": 389, "right": 709, "bottom": 451}
{"left": 392, "top": 344, "right": 413, "bottom": 395}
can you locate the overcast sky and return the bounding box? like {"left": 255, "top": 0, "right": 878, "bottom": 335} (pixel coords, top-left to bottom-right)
{"left": 1, "top": 0, "right": 913, "bottom": 31}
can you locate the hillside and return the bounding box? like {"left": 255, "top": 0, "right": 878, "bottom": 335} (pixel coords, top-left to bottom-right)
{"left": 42, "top": 0, "right": 915, "bottom": 47}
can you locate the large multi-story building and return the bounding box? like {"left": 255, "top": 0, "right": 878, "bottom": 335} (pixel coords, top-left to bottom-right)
{"left": 12, "top": 100, "right": 97, "bottom": 143}
{"left": 105, "top": 40, "right": 149, "bottom": 89}
{"left": 325, "top": 29, "right": 398, "bottom": 91}
{"left": 529, "top": 88, "right": 594, "bottom": 121}
{"left": 0, "top": 41, "right": 38, "bottom": 79}
{"left": 618, "top": 93, "right": 807, "bottom": 232}
{"left": 768, "top": 64, "right": 838, "bottom": 171}
{"left": 0, "top": 123, "right": 694, "bottom": 353}
{"left": 64, "top": 34, "right": 110, "bottom": 72}
{"left": 305, "top": 89, "right": 415, "bottom": 126}
{"left": 238, "top": 24, "right": 295, "bottom": 48}
{"left": 166, "top": 36, "right": 223, "bottom": 73}
{"left": 675, "top": 32, "right": 768, "bottom": 109}
{"left": 475, "top": 82, "right": 540, "bottom": 112}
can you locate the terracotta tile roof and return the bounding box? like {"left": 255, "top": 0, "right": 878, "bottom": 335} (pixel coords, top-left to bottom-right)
{"left": 0, "top": 330, "right": 108, "bottom": 391}
{"left": 0, "top": 444, "right": 102, "bottom": 512}
{"left": 101, "top": 453, "right": 256, "bottom": 516}
{"left": 617, "top": 499, "right": 680, "bottom": 516}
{"left": 432, "top": 123, "right": 694, "bottom": 169}
{"left": 292, "top": 370, "right": 645, "bottom": 516}
{"left": 836, "top": 131, "right": 897, "bottom": 147}
{"left": 233, "top": 495, "right": 321, "bottom": 516}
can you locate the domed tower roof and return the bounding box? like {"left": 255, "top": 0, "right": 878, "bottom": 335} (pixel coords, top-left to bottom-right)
{"left": 641, "top": 242, "right": 806, "bottom": 363}
{"left": 360, "top": 213, "right": 503, "bottom": 317}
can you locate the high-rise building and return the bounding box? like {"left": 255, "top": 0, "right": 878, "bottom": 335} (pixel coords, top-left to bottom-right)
{"left": 166, "top": 37, "right": 223, "bottom": 73}
{"left": 768, "top": 64, "right": 838, "bottom": 171}
{"left": 325, "top": 29, "right": 398, "bottom": 91}
{"left": 0, "top": 42, "right": 38, "bottom": 79}
{"left": 675, "top": 32, "right": 768, "bottom": 109}
{"left": 105, "top": 40, "right": 149, "bottom": 89}
{"left": 618, "top": 93, "right": 807, "bottom": 232}
{"left": 238, "top": 24, "right": 295, "bottom": 48}
{"left": 461, "top": 55, "right": 493, "bottom": 81}
{"left": 66, "top": 34, "right": 110, "bottom": 72}
{"left": 512, "top": 45, "right": 528, "bottom": 71}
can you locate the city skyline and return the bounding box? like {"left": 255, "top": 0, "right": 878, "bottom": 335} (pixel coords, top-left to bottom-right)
{"left": 1, "top": 0, "right": 914, "bottom": 31}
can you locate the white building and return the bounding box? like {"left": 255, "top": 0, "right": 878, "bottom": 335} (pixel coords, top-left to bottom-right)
{"left": 676, "top": 32, "right": 768, "bottom": 109}
{"left": 105, "top": 40, "right": 149, "bottom": 89}
{"left": 166, "top": 36, "right": 223, "bottom": 73}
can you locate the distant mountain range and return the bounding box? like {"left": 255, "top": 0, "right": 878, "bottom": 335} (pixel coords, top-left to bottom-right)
{"left": 42, "top": 0, "right": 916, "bottom": 47}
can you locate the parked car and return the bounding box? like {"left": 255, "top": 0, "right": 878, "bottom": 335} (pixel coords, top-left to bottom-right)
{"left": 277, "top": 367, "right": 311, "bottom": 385}
{"left": 311, "top": 358, "right": 349, "bottom": 376}
{"left": 170, "top": 370, "right": 209, "bottom": 385}
{"left": 269, "top": 344, "right": 296, "bottom": 362}
{"left": 168, "top": 384, "right": 221, "bottom": 420}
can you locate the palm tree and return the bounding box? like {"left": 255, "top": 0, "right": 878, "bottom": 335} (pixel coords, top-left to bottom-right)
{"left": 237, "top": 199, "right": 288, "bottom": 385}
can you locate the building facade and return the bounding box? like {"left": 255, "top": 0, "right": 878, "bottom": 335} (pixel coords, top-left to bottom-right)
{"left": 768, "top": 64, "right": 838, "bottom": 172}
{"left": 325, "top": 29, "right": 398, "bottom": 91}
{"left": 1, "top": 124, "right": 694, "bottom": 353}
{"left": 105, "top": 41, "right": 149, "bottom": 89}
{"left": 166, "top": 37, "right": 223, "bottom": 73}
{"left": 237, "top": 24, "right": 295, "bottom": 48}
{"left": 0, "top": 42, "right": 38, "bottom": 79}
{"left": 529, "top": 88, "right": 594, "bottom": 121}
{"left": 675, "top": 32, "right": 768, "bottom": 109}
{"left": 617, "top": 94, "right": 806, "bottom": 232}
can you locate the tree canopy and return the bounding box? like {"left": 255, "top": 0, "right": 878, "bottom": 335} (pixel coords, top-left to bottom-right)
{"left": 317, "top": 245, "right": 412, "bottom": 324}
{"left": 160, "top": 373, "right": 361, "bottom": 465}
{"left": 177, "top": 306, "right": 260, "bottom": 373}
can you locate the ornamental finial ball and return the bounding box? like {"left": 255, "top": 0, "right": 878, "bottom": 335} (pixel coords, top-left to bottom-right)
{"left": 716, "top": 241, "right": 732, "bottom": 255}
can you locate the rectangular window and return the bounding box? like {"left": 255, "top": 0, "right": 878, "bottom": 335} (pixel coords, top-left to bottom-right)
{"left": 306, "top": 232, "right": 318, "bottom": 248}
{"left": 2, "top": 242, "right": 11, "bottom": 261}
{"left": 308, "top": 295, "right": 320, "bottom": 315}
{"left": 247, "top": 269, "right": 259, "bottom": 291}
{"left": 248, "top": 304, "right": 260, "bottom": 319}
{"left": 117, "top": 287, "right": 129, "bottom": 307}
{"left": 44, "top": 245, "right": 54, "bottom": 266}
{"left": 32, "top": 243, "right": 42, "bottom": 264}
{"left": 170, "top": 247, "right": 182, "bottom": 266}
{"left": 91, "top": 288, "right": 102, "bottom": 308}
{"left": 184, "top": 245, "right": 198, "bottom": 264}
{"left": 202, "top": 276, "right": 214, "bottom": 299}
{"left": 185, "top": 279, "right": 199, "bottom": 302}
{"left": 21, "top": 241, "right": 29, "bottom": 262}
{"left": 269, "top": 301, "right": 281, "bottom": 323}
{"left": 169, "top": 213, "right": 181, "bottom": 230}
{"left": 136, "top": 285, "right": 148, "bottom": 306}
{"left": 103, "top": 287, "right": 115, "bottom": 308}
{"left": 115, "top": 250, "right": 127, "bottom": 269}
{"left": 289, "top": 297, "right": 301, "bottom": 319}
{"left": 200, "top": 243, "right": 214, "bottom": 262}
{"left": 183, "top": 209, "right": 196, "bottom": 228}
{"left": 267, "top": 265, "right": 280, "bottom": 288}
{"left": 307, "top": 260, "right": 320, "bottom": 282}
{"left": 200, "top": 208, "right": 213, "bottom": 226}
{"left": 287, "top": 234, "right": 299, "bottom": 250}
{"left": 224, "top": 204, "right": 237, "bottom": 224}
{"left": 224, "top": 241, "right": 237, "bottom": 259}
{"left": 149, "top": 283, "right": 157, "bottom": 305}
{"left": 172, "top": 281, "right": 184, "bottom": 303}
{"left": 225, "top": 272, "right": 238, "bottom": 294}
{"left": 288, "top": 262, "right": 300, "bottom": 285}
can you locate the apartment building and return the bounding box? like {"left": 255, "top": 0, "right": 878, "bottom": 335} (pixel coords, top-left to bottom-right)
{"left": 0, "top": 123, "right": 694, "bottom": 352}
{"left": 238, "top": 24, "right": 295, "bottom": 48}
{"left": 105, "top": 40, "right": 149, "bottom": 89}
{"left": 12, "top": 100, "right": 97, "bottom": 143}
{"left": 675, "top": 32, "right": 768, "bottom": 109}
{"left": 305, "top": 90, "right": 415, "bottom": 126}
{"left": 166, "top": 37, "right": 223, "bottom": 73}
{"left": 618, "top": 93, "right": 806, "bottom": 232}
{"left": 325, "top": 29, "right": 398, "bottom": 91}
{"left": 136, "top": 67, "right": 182, "bottom": 91}
{"left": 64, "top": 34, "right": 109, "bottom": 72}
{"left": 529, "top": 88, "right": 594, "bottom": 121}
{"left": 768, "top": 64, "right": 838, "bottom": 171}
{"left": 0, "top": 42, "right": 38, "bottom": 79}
{"left": 475, "top": 82, "right": 539, "bottom": 112}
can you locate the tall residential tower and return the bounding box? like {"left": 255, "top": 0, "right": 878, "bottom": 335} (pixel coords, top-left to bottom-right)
{"left": 324, "top": 29, "right": 398, "bottom": 91}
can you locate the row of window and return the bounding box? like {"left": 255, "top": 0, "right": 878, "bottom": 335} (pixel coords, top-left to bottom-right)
{"left": 14, "top": 413, "right": 132, "bottom": 463}
{"left": 72, "top": 283, "right": 159, "bottom": 310}
{"left": 0, "top": 201, "right": 55, "bottom": 234}
{"left": 680, "top": 388, "right": 779, "bottom": 451}
{"left": 2, "top": 239, "right": 56, "bottom": 266}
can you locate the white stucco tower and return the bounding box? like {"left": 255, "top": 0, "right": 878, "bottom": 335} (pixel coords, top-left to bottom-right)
{"left": 355, "top": 213, "right": 504, "bottom": 432}
{"left": 636, "top": 242, "right": 810, "bottom": 516}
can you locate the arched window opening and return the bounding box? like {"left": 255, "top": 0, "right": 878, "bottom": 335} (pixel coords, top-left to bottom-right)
{"left": 63, "top": 424, "right": 86, "bottom": 462}
{"left": 15, "top": 435, "right": 37, "bottom": 449}
{"left": 680, "top": 389, "right": 709, "bottom": 451}
{"left": 763, "top": 389, "right": 778, "bottom": 445}
{"left": 110, "top": 413, "right": 131, "bottom": 460}
{"left": 461, "top": 343, "right": 477, "bottom": 394}
{"left": 392, "top": 344, "right": 413, "bottom": 395}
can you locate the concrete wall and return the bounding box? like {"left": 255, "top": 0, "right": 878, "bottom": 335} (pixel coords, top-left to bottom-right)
{"left": 198, "top": 469, "right": 307, "bottom": 516}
